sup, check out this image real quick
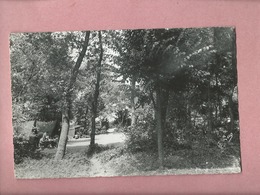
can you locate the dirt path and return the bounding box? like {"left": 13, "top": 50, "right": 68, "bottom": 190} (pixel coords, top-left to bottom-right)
{"left": 88, "top": 155, "right": 116, "bottom": 177}
{"left": 66, "top": 131, "right": 125, "bottom": 177}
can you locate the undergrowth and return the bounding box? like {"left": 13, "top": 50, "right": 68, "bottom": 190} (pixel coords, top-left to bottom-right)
{"left": 15, "top": 143, "right": 241, "bottom": 178}
{"left": 95, "top": 144, "right": 241, "bottom": 176}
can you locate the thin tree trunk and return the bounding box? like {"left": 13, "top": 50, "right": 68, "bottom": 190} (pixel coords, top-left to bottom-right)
{"left": 206, "top": 28, "right": 215, "bottom": 135}
{"left": 55, "top": 31, "right": 90, "bottom": 160}
{"left": 155, "top": 84, "right": 164, "bottom": 169}
{"left": 228, "top": 28, "right": 237, "bottom": 134}
{"left": 232, "top": 28, "right": 237, "bottom": 83}
{"left": 119, "top": 111, "right": 124, "bottom": 126}
{"left": 149, "top": 90, "right": 156, "bottom": 120}
{"left": 84, "top": 106, "right": 89, "bottom": 130}
{"left": 186, "top": 98, "right": 192, "bottom": 131}
{"left": 161, "top": 88, "right": 170, "bottom": 132}
{"left": 90, "top": 31, "right": 103, "bottom": 146}
{"left": 131, "top": 76, "right": 136, "bottom": 126}
{"left": 90, "top": 105, "right": 96, "bottom": 146}
{"left": 215, "top": 73, "right": 220, "bottom": 120}
{"left": 207, "top": 73, "right": 213, "bottom": 134}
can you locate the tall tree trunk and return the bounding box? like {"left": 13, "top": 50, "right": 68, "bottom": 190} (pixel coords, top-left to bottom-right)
{"left": 161, "top": 88, "right": 170, "bottom": 132}
{"left": 55, "top": 31, "right": 90, "bottom": 160}
{"left": 232, "top": 28, "right": 237, "bottom": 83}
{"left": 155, "top": 84, "right": 164, "bottom": 169}
{"left": 55, "top": 108, "right": 69, "bottom": 159}
{"left": 90, "top": 105, "right": 96, "bottom": 146}
{"left": 90, "top": 31, "right": 103, "bottom": 146}
{"left": 149, "top": 90, "right": 156, "bottom": 120}
{"left": 228, "top": 28, "right": 237, "bottom": 135}
{"left": 186, "top": 98, "right": 192, "bottom": 131}
{"left": 206, "top": 28, "right": 217, "bottom": 137}
{"left": 207, "top": 72, "right": 213, "bottom": 134}
{"left": 84, "top": 106, "right": 89, "bottom": 130}
{"left": 131, "top": 76, "right": 136, "bottom": 126}
{"left": 206, "top": 28, "right": 215, "bottom": 135}
{"left": 215, "top": 73, "right": 221, "bottom": 120}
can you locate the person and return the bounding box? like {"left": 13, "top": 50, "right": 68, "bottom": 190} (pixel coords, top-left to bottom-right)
{"left": 52, "top": 135, "right": 59, "bottom": 147}
{"left": 39, "top": 132, "right": 48, "bottom": 149}
{"left": 74, "top": 133, "right": 79, "bottom": 139}
{"left": 29, "top": 126, "right": 39, "bottom": 150}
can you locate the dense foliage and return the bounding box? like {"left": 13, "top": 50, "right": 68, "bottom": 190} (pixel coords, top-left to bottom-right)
{"left": 13, "top": 134, "right": 42, "bottom": 164}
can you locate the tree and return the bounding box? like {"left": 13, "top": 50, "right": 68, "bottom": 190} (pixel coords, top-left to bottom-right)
{"left": 55, "top": 31, "right": 90, "bottom": 160}
{"left": 116, "top": 27, "right": 219, "bottom": 167}
{"left": 90, "top": 31, "right": 104, "bottom": 147}
{"left": 10, "top": 32, "right": 75, "bottom": 126}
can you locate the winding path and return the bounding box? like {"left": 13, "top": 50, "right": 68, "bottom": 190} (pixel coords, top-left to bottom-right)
{"left": 66, "top": 131, "right": 126, "bottom": 177}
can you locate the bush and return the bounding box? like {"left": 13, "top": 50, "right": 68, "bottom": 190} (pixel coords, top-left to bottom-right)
{"left": 13, "top": 134, "right": 42, "bottom": 164}
{"left": 125, "top": 114, "right": 157, "bottom": 153}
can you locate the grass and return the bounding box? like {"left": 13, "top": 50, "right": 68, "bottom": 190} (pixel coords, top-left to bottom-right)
{"left": 14, "top": 144, "right": 241, "bottom": 179}
{"left": 90, "top": 144, "right": 241, "bottom": 177}
{"left": 15, "top": 148, "right": 91, "bottom": 179}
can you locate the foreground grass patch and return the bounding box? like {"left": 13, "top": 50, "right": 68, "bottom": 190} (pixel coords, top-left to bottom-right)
{"left": 15, "top": 149, "right": 91, "bottom": 179}
{"left": 14, "top": 144, "right": 241, "bottom": 178}
{"left": 95, "top": 145, "right": 241, "bottom": 176}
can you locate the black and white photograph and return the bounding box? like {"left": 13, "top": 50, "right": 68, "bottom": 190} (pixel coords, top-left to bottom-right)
{"left": 10, "top": 27, "right": 241, "bottom": 179}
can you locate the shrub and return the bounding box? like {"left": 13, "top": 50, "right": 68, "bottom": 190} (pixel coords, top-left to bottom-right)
{"left": 125, "top": 113, "right": 194, "bottom": 153}
{"left": 125, "top": 114, "right": 157, "bottom": 153}
{"left": 13, "top": 134, "right": 42, "bottom": 164}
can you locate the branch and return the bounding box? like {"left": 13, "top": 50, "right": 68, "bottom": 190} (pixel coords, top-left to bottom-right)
{"left": 184, "top": 45, "right": 214, "bottom": 62}
{"left": 17, "top": 55, "right": 39, "bottom": 98}
{"left": 67, "top": 31, "right": 91, "bottom": 95}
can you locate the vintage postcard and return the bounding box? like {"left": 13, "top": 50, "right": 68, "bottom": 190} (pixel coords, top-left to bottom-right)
{"left": 10, "top": 27, "right": 241, "bottom": 179}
